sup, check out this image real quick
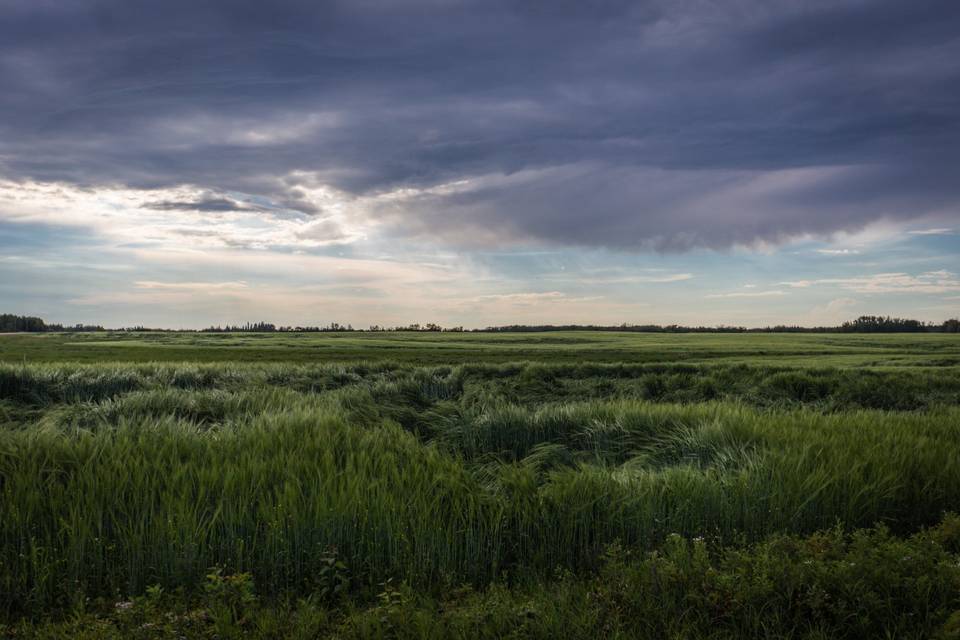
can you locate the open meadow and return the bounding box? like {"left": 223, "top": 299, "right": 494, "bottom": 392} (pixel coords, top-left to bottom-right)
{"left": 4, "top": 329, "right": 960, "bottom": 366}
{"left": 3, "top": 331, "right": 960, "bottom": 638}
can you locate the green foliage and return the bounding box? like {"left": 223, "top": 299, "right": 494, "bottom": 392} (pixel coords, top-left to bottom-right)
{"left": 2, "top": 337, "right": 960, "bottom": 637}
{"left": 203, "top": 568, "right": 257, "bottom": 634}
{"left": 315, "top": 547, "right": 350, "bottom": 602}
{"left": 4, "top": 518, "right": 960, "bottom": 638}
{"left": 3, "top": 362, "right": 960, "bottom": 618}
{"left": 4, "top": 330, "right": 960, "bottom": 367}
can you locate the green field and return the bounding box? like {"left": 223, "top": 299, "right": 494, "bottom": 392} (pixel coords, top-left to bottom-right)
{"left": 4, "top": 330, "right": 960, "bottom": 367}
{"left": 2, "top": 332, "right": 960, "bottom": 638}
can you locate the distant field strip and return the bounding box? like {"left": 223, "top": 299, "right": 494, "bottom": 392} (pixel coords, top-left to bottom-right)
{"left": 2, "top": 331, "right": 960, "bottom": 366}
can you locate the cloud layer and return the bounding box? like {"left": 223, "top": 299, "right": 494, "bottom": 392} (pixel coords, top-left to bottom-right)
{"left": 2, "top": 0, "right": 959, "bottom": 251}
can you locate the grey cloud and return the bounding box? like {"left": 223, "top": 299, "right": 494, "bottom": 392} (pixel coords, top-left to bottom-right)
{"left": 146, "top": 197, "right": 255, "bottom": 213}
{"left": 1, "top": 0, "right": 958, "bottom": 249}
{"left": 147, "top": 191, "right": 322, "bottom": 218}
{"left": 295, "top": 219, "right": 351, "bottom": 243}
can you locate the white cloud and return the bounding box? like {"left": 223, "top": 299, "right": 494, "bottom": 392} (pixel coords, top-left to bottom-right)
{"left": 475, "top": 291, "right": 603, "bottom": 304}
{"left": 908, "top": 228, "right": 953, "bottom": 236}
{"left": 134, "top": 280, "right": 249, "bottom": 291}
{"left": 705, "top": 290, "right": 786, "bottom": 299}
{"left": 815, "top": 248, "right": 860, "bottom": 255}
{"left": 802, "top": 297, "right": 859, "bottom": 325}
{"left": 0, "top": 179, "right": 369, "bottom": 251}
{"left": 563, "top": 273, "right": 694, "bottom": 285}
{"left": 781, "top": 271, "right": 960, "bottom": 294}
{"left": 478, "top": 291, "right": 565, "bottom": 302}
{"left": 631, "top": 273, "right": 694, "bottom": 283}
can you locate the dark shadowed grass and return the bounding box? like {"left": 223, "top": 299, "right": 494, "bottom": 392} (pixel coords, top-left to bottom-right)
{"left": 4, "top": 516, "right": 960, "bottom": 639}
{"left": 5, "top": 360, "right": 959, "bottom": 415}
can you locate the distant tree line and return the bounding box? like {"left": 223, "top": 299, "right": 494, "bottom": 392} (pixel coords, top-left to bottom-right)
{"left": 202, "top": 322, "right": 464, "bottom": 332}
{"left": 0, "top": 314, "right": 103, "bottom": 332}
{"left": 203, "top": 322, "right": 281, "bottom": 332}
{"left": 483, "top": 323, "right": 750, "bottom": 333}
{"left": 2, "top": 313, "right": 960, "bottom": 333}
{"left": 481, "top": 317, "right": 960, "bottom": 333}
{"left": 838, "top": 315, "right": 931, "bottom": 333}
{"left": 202, "top": 322, "right": 358, "bottom": 332}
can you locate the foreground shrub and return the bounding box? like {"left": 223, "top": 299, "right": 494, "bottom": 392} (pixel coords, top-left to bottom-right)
{"left": 4, "top": 517, "right": 960, "bottom": 639}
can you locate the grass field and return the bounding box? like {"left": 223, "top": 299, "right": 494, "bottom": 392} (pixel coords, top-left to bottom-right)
{"left": 2, "top": 332, "right": 960, "bottom": 638}
{"left": 4, "top": 330, "right": 960, "bottom": 367}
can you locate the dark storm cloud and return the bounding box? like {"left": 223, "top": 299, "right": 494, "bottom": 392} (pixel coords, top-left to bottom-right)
{"left": 1, "top": 0, "right": 959, "bottom": 249}
{"left": 146, "top": 198, "right": 255, "bottom": 213}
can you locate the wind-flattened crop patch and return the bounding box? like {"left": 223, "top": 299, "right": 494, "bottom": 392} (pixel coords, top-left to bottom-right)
{"left": 3, "top": 359, "right": 960, "bottom": 624}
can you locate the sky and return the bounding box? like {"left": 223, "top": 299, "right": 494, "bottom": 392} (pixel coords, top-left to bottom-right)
{"left": 1, "top": 0, "right": 959, "bottom": 329}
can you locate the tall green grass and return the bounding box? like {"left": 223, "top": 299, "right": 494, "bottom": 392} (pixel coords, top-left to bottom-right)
{"left": 3, "top": 360, "right": 960, "bottom": 617}
{"left": 4, "top": 360, "right": 960, "bottom": 410}
{"left": 8, "top": 518, "right": 960, "bottom": 639}
{"left": 1, "top": 411, "right": 499, "bottom": 613}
